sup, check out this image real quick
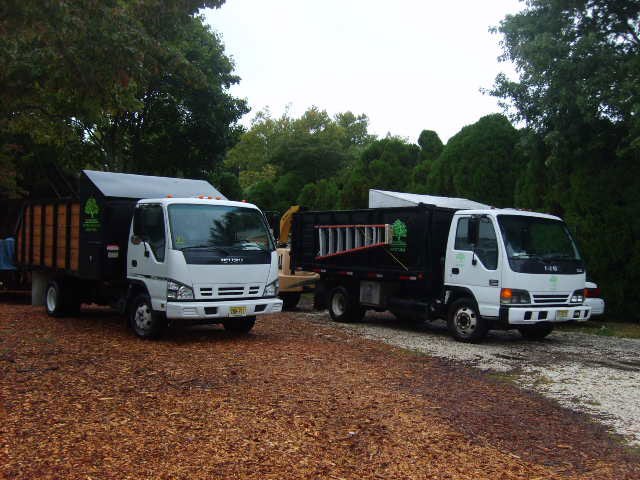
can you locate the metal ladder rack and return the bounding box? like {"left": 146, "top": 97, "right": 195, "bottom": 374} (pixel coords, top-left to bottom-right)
{"left": 315, "top": 224, "right": 392, "bottom": 259}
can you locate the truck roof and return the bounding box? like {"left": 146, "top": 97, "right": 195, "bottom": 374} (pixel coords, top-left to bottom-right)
{"left": 368, "top": 190, "right": 562, "bottom": 222}
{"left": 459, "top": 208, "right": 562, "bottom": 221}
{"left": 369, "top": 189, "right": 490, "bottom": 210}
{"left": 138, "top": 197, "right": 262, "bottom": 211}
{"left": 83, "top": 170, "right": 225, "bottom": 200}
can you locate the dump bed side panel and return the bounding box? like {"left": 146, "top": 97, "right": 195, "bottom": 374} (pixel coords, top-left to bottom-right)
{"left": 292, "top": 206, "right": 456, "bottom": 298}
{"left": 291, "top": 207, "right": 428, "bottom": 274}
{"left": 15, "top": 201, "right": 82, "bottom": 274}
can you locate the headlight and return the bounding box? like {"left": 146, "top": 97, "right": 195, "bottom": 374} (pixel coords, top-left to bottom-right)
{"left": 570, "top": 289, "right": 584, "bottom": 303}
{"left": 264, "top": 279, "right": 279, "bottom": 297}
{"left": 500, "top": 288, "right": 530, "bottom": 305}
{"left": 167, "top": 280, "right": 194, "bottom": 301}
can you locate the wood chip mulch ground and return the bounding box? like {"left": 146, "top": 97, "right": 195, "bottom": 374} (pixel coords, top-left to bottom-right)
{"left": 1, "top": 302, "right": 639, "bottom": 479}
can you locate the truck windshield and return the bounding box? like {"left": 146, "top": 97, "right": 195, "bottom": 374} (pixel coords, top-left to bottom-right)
{"left": 168, "top": 204, "right": 274, "bottom": 252}
{"left": 497, "top": 215, "right": 583, "bottom": 274}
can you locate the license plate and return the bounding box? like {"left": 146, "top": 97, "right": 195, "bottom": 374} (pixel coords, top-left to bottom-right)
{"left": 229, "top": 306, "right": 247, "bottom": 317}
{"left": 556, "top": 310, "right": 569, "bottom": 320}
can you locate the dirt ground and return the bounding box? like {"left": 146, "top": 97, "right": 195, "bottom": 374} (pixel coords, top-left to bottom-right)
{"left": 309, "top": 309, "right": 640, "bottom": 445}
{"left": 1, "top": 303, "right": 639, "bottom": 479}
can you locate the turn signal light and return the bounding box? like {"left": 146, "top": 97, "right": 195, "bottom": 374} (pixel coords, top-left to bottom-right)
{"left": 500, "top": 288, "right": 512, "bottom": 300}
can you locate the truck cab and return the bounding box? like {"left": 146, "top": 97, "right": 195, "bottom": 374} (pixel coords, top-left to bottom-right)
{"left": 126, "top": 197, "right": 282, "bottom": 337}
{"left": 444, "top": 209, "right": 590, "bottom": 341}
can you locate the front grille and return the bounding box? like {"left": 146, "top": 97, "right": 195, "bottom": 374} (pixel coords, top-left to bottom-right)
{"left": 533, "top": 293, "right": 569, "bottom": 304}
{"left": 196, "top": 284, "right": 263, "bottom": 299}
{"left": 218, "top": 287, "right": 245, "bottom": 296}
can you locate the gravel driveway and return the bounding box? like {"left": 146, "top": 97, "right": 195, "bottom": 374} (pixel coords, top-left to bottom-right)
{"left": 302, "top": 309, "right": 640, "bottom": 446}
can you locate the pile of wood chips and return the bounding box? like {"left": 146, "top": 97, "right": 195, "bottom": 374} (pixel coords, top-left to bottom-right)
{"left": 1, "top": 302, "right": 638, "bottom": 479}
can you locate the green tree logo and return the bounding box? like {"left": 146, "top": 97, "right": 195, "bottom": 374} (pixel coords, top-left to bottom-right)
{"left": 392, "top": 219, "right": 407, "bottom": 241}
{"left": 84, "top": 197, "right": 99, "bottom": 218}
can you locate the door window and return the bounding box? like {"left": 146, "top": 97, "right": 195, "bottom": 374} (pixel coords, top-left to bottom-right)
{"left": 454, "top": 217, "right": 498, "bottom": 270}
{"left": 134, "top": 205, "right": 166, "bottom": 262}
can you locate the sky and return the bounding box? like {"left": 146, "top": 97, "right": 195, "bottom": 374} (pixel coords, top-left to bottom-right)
{"left": 203, "top": 0, "right": 523, "bottom": 143}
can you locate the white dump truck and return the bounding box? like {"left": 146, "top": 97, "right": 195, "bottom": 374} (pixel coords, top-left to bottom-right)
{"left": 14, "top": 170, "right": 282, "bottom": 338}
{"left": 290, "top": 190, "right": 590, "bottom": 342}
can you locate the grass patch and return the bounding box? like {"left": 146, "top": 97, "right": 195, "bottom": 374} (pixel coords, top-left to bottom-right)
{"left": 486, "top": 370, "right": 521, "bottom": 384}
{"left": 557, "top": 320, "right": 640, "bottom": 339}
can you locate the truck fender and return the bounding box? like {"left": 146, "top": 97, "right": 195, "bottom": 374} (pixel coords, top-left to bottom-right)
{"left": 125, "top": 280, "right": 150, "bottom": 314}
{"left": 445, "top": 286, "right": 478, "bottom": 309}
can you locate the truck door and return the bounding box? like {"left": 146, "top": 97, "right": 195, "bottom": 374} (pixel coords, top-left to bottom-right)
{"left": 127, "top": 204, "right": 168, "bottom": 310}
{"left": 445, "top": 215, "right": 501, "bottom": 318}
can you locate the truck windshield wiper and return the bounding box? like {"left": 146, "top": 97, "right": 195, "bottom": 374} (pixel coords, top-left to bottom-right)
{"left": 510, "top": 253, "right": 534, "bottom": 259}
{"left": 541, "top": 254, "right": 575, "bottom": 261}
{"left": 180, "top": 245, "right": 231, "bottom": 255}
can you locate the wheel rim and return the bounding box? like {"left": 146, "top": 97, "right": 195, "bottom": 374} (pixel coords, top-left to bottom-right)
{"left": 134, "top": 303, "right": 152, "bottom": 332}
{"left": 454, "top": 306, "right": 477, "bottom": 336}
{"left": 331, "top": 292, "right": 347, "bottom": 316}
{"left": 46, "top": 286, "right": 57, "bottom": 312}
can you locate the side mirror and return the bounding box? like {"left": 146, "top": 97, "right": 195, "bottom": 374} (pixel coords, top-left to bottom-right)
{"left": 467, "top": 217, "right": 480, "bottom": 246}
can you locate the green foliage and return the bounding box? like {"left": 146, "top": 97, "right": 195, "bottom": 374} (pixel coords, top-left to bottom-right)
{"left": 491, "top": 0, "right": 640, "bottom": 317}
{"left": 208, "top": 170, "right": 243, "bottom": 201}
{"left": 297, "top": 179, "right": 340, "bottom": 211}
{"left": 1, "top": 0, "right": 245, "bottom": 196}
{"left": 426, "top": 114, "right": 520, "bottom": 206}
{"left": 227, "top": 107, "right": 374, "bottom": 211}
{"left": 417, "top": 130, "right": 443, "bottom": 161}
{"left": 338, "top": 136, "right": 422, "bottom": 208}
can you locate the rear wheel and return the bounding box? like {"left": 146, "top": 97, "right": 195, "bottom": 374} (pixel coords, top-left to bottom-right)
{"left": 447, "top": 297, "right": 488, "bottom": 343}
{"left": 45, "top": 280, "right": 66, "bottom": 317}
{"left": 223, "top": 316, "right": 256, "bottom": 334}
{"left": 280, "top": 292, "right": 302, "bottom": 310}
{"left": 518, "top": 323, "right": 554, "bottom": 340}
{"left": 328, "top": 286, "right": 365, "bottom": 323}
{"left": 129, "top": 293, "right": 166, "bottom": 339}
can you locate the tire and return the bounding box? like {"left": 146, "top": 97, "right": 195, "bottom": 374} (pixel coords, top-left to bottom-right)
{"left": 45, "top": 280, "right": 67, "bottom": 317}
{"left": 328, "top": 286, "right": 365, "bottom": 323}
{"left": 223, "top": 316, "right": 256, "bottom": 334}
{"left": 447, "top": 297, "right": 488, "bottom": 343}
{"left": 129, "top": 293, "right": 166, "bottom": 339}
{"left": 518, "top": 323, "right": 554, "bottom": 340}
{"left": 280, "top": 292, "right": 301, "bottom": 310}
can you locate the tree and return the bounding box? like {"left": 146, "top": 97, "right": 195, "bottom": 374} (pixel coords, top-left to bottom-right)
{"left": 1, "top": 0, "right": 245, "bottom": 196}
{"left": 491, "top": 0, "right": 640, "bottom": 317}
{"left": 426, "top": 114, "right": 520, "bottom": 207}
{"left": 417, "top": 130, "right": 443, "bottom": 161}
{"left": 339, "top": 136, "right": 421, "bottom": 208}
{"left": 226, "top": 107, "right": 374, "bottom": 212}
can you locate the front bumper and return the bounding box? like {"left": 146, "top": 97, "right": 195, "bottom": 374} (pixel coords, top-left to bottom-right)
{"left": 500, "top": 305, "right": 591, "bottom": 325}
{"left": 166, "top": 298, "right": 283, "bottom": 320}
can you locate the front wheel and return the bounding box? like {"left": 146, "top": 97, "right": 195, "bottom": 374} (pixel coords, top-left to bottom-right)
{"left": 328, "top": 286, "right": 365, "bottom": 323}
{"left": 223, "top": 316, "right": 256, "bottom": 334}
{"left": 129, "top": 293, "right": 166, "bottom": 339}
{"left": 447, "top": 298, "right": 488, "bottom": 343}
{"left": 518, "top": 323, "right": 554, "bottom": 340}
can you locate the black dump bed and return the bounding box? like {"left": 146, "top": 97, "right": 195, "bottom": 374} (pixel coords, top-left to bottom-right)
{"left": 14, "top": 170, "right": 224, "bottom": 282}
{"left": 291, "top": 205, "right": 456, "bottom": 296}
